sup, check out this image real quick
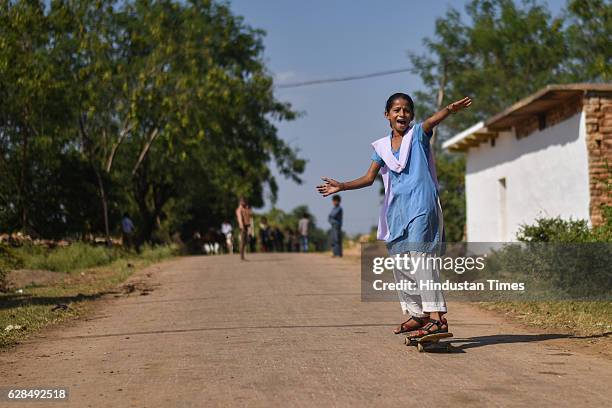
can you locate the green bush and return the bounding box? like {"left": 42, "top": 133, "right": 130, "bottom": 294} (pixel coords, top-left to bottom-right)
{"left": 487, "top": 242, "right": 611, "bottom": 299}
{"left": 8, "top": 242, "right": 178, "bottom": 275}
{"left": 138, "top": 244, "right": 178, "bottom": 262}
{"left": 516, "top": 217, "right": 591, "bottom": 242}
{"left": 486, "top": 213, "right": 612, "bottom": 299}
{"left": 517, "top": 209, "right": 612, "bottom": 243}
{"left": 16, "top": 243, "right": 118, "bottom": 273}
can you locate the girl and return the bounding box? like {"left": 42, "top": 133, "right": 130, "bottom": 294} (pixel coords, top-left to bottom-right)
{"left": 317, "top": 93, "right": 471, "bottom": 337}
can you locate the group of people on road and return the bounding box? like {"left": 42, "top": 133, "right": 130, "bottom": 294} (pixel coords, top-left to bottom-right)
{"left": 234, "top": 197, "right": 308, "bottom": 260}
{"left": 120, "top": 194, "right": 344, "bottom": 261}
{"left": 232, "top": 197, "right": 343, "bottom": 261}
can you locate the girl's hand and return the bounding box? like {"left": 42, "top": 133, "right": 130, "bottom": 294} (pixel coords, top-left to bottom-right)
{"left": 424, "top": 97, "right": 473, "bottom": 133}
{"left": 447, "top": 96, "right": 472, "bottom": 113}
{"left": 317, "top": 177, "right": 342, "bottom": 197}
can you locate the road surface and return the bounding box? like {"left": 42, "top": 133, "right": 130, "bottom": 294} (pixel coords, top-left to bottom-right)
{"left": 1, "top": 253, "right": 610, "bottom": 407}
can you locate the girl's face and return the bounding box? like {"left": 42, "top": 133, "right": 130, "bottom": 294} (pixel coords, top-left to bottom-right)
{"left": 385, "top": 98, "right": 413, "bottom": 135}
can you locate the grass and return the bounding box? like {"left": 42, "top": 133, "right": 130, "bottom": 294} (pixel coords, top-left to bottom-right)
{"left": 0, "top": 244, "right": 178, "bottom": 349}
{"left": 478, "top": 300, "right": 612, "bottom": 336}
{"left": 14, "top": 242, "right": 124, "bottom": 273}
{"left": 9, "top": 242, "right": 176, "bottom": 273}
{"left": 344, "top": 245, "right": 612, "bottom": 337}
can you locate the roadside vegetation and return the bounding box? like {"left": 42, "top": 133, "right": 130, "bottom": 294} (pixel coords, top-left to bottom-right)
{"left": 479, "top": 301, "right": 611, "bottom": 337}
{"left": 0, "top": 243, "right": 177, "bottom": 349}
{"left": 479, "top": 214, "right": 612, "bottom": 336}
{"left": 0, "top": 0, "right": 302, "bottom": 350}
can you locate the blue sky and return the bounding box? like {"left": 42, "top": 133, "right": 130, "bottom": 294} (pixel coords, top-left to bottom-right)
{"left": 228, "top": 0, "right": 565, "bottom": 235}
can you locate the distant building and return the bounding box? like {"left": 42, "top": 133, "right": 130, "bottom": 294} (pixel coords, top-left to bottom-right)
{"left": 443, "top": 84, "right": 612, "bottom": 242}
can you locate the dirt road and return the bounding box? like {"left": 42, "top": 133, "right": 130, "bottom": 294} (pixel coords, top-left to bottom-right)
{"left": 1, "top": 254, "right": 610, "bottom": 407}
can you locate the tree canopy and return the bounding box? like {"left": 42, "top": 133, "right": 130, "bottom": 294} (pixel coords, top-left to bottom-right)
{"left": 410, "top": 0, "right": 611, "bottom": 137}
{"left": 409, "top": 0, "right": 611, "bottom": 241}
{"left": 0, "top": 0, "right": 304, "bottom": 243}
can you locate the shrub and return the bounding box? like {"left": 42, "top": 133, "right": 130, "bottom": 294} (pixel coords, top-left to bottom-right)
{"left": 138, "top": 244, "right": 178, "bottom": 262}
{"left": 487, "top": 214, "right": 612, "bottom": 299}
{"left": 17, "top": 243, "right": 117, "bottom": 273}
{"left": 516, "top": 217, "right": 591, "bottom": 243}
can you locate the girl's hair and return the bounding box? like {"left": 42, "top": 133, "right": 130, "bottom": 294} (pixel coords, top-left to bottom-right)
{"left": 385, "top": 93, "right": 414, "bottom": 113}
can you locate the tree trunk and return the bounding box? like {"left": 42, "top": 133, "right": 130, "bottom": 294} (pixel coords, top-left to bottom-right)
{"left": 94, "top": 168, "right": 111, "bottom": 247}
{"left": 431, "top": 62, "right": 448, "bottom": 155}
{"left": 132, "top": 173, "right": 171, "bottom": 245}
{"left": 79, "top": 115, "right": 114, "bottom": 246}
{"left": 132, "top": 128, "right": 159, "bottom": 176}
{"left": 19, "top": 129, "right": 29, "bottom": 233}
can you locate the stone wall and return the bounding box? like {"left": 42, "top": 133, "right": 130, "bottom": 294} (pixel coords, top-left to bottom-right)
{"left": 584, "top": 93, "right": 612, "bottom": 226}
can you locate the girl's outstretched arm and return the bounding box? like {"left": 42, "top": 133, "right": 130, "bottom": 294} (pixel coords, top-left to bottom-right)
{"left": 422, "top": 96, "right": 472, "bottom": 134}
{"left": 317, "top": 161, "right": 381, "bottom": 197}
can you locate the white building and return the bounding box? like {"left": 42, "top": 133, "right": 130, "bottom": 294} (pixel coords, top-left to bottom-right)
{"left": 443, "top": 84, "right": 612, "bottom": 242}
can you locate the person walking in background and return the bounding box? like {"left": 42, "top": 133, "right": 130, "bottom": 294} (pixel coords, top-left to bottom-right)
{"left": 121, "top": 213, "right": 135, "bottom": 250}
{"left": 273, "top": 226, "right": 285, "bottom": 252}
{"left": 259, "top": 216, "right": 271, "bottom": 252}
{"left": 292, "top": 230, "right": 301, "bottom": 252}
{"left": 235, "top": 197, "right": 252, "bottom": 261}
{"left": 286, "top": 229, "right": 295, "bottom": 252}
{"left": 221, "top": 220, "right": 233, "bottom": 254}
{"left": 298, "top": 214, "right": 310, "bottom": 252}
{"left": 248, "top": 222, "right": 257, "bottom": 253}
{"left": 328, "top": 195, "right": 343, "bottom": 257}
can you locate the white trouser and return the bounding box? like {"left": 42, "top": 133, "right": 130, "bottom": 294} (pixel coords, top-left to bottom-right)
{"left": 392, "top": 251, "right": 447, "bottom": 317}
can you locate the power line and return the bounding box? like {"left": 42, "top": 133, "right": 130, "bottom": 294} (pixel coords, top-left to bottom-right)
{"left": 276, "top": 68, "right": 411, "bottom": 89}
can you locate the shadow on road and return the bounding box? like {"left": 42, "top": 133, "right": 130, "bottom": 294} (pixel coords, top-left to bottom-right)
{"left": 452, "top": 331, "right": 611, "bottom": 351}
{"left": 0, "top": 292, "right": 107, "bottom": 310}
{"left": 0, "top": 282, "right": 154, "bottom": 310}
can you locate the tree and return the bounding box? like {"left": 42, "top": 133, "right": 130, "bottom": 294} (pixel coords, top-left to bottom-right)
{"left": 410, "top": 0, "right": 569, "bottom": 137}
{"left": 565, "top": 0, "right": 612, "bottom": 82}
{"left": 0, "top": 0, "right": 93, "bottom": 237}
{"left": 408, "top": 0, "right": 610, "bottom": 241}
{"left": 436, "top": 153, "right": 466, "bottom": 242}
{"left": 59, "top": 0, "right": 131, "bottom": 244}
{"left": 0, "top": 0, "right": 304, "bottom": 243}
{"left": 112, "top": 0, "right": 304, "bottom": 243}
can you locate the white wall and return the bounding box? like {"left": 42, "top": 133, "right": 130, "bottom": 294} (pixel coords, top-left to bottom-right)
{"left": 465, "top": 112, "right": 590, "bottom": 242}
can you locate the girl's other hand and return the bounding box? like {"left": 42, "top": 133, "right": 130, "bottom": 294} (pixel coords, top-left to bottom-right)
{"left": 447, "top": 96, "right": 472, "bottom": 113}
{"left": 317, "top": 177, "right": 341, "bottom": 197}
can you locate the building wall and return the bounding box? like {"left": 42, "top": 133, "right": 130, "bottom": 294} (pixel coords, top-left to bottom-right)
{"left": 584, "top": 94, "right": 612, "bottom": 226}
{"left": 465, "top": 112, "right": 590, "bottom": 241}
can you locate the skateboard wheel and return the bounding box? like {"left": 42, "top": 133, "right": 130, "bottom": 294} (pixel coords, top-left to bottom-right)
{"left": 417, "top": 343, "right": 424, "bottom": 352}
{"left": 405, "top": 337, "right": 417, "bottom": 346}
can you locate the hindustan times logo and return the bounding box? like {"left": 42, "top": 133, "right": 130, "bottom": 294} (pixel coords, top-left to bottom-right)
{"left": 372, "top": 279, "right": 525, "bottom": 291}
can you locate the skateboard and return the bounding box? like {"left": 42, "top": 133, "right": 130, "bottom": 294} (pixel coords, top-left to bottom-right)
{"left": 405, "top": 332, "right": 454, "bottom": 352}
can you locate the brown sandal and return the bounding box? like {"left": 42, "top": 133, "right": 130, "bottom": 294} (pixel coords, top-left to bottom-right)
{"left": 405, "top": 318, "right": 448, "bottom": 339}
{"left": 393, "top": 315, "right": 426, "bottom": 335}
